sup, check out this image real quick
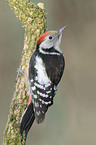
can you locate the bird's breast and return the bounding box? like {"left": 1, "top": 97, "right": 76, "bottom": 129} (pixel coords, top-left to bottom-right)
{"left": 34, "top": 55, "right": 51, "bottom": 85}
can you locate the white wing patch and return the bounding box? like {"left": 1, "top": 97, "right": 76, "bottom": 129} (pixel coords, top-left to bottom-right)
{"left": 34, "top": 56, "right": 51, "bottom": 85}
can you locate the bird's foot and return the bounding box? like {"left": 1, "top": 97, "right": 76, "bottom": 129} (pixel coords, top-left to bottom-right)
{"left": 15, "top": 68, "right": 24, "bottom": 82}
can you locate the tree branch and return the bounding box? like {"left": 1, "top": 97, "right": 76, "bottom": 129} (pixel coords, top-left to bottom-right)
{"left": 3, "top": 0, "right": 46, "bottom": 144}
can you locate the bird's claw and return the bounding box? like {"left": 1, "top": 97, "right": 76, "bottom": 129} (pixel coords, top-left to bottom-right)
{"left": 15, "top": 68, "right": 24, "bottom": 83}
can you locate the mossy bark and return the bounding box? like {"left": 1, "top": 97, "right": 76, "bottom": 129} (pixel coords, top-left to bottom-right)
{"left": 3, "top": 0, "right": 46, "bottom": 144}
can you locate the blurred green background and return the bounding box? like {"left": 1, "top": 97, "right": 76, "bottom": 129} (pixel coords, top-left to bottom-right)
{"left": 0, "top": 0, "right": 96, "bottom": 144}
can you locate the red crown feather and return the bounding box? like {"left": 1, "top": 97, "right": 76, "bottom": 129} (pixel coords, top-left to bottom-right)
{"left": 37, "top": 31, "right": 50, "bottom": 45}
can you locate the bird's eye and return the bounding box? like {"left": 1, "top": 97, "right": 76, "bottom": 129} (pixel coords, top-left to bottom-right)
{"left": 49, "top": 36, "right": 53, "bottom": 40}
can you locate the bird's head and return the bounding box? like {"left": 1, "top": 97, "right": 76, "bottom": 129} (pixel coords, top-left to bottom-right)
{"left": 37, "top": 26, "right": 67, "bottom": 54}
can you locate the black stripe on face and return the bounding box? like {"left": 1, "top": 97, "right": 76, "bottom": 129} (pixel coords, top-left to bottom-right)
{"left": 42, "top": 46, "right": 60, "bottom": 54}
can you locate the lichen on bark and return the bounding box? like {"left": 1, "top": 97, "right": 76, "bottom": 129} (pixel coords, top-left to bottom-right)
{"left": 3, "top": 0, "right": 46, "bottom": 144}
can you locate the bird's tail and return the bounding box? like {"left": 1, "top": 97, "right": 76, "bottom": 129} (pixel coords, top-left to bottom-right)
{"left": 20, "top": 102, "right": 35, "bottom": 137}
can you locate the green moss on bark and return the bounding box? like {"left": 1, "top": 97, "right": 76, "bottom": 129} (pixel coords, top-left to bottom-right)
{"left": 3, "top": 0, "right": 46, "bottom": 144}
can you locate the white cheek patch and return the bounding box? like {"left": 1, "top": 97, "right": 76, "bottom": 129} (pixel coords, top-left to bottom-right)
{"left": 34, "top": 56, "right": 51, "bottom": 85}
{"left": 39, "top": 37, "right": 53, "bottom": 49}
{"left": 39, "top": 34, "right": 62, "bottom": 55}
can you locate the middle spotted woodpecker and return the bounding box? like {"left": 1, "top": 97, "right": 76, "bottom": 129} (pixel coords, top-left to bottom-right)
{"left": 20, "top": 26, "right": 66, "bottom": 137}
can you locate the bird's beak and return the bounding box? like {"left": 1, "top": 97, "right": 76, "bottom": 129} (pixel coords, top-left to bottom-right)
{"left": 58, "top": 25, "right": 67, "bottom": 37}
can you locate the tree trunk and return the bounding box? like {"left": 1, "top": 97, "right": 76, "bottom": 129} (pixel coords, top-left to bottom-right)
{"left": 2, "top": 0, "right": 46, "bottom": 144}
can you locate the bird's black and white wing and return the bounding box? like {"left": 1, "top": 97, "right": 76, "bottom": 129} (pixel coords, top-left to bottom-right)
{"left": 29, "top": 52, "right": 56, "bottom": 124}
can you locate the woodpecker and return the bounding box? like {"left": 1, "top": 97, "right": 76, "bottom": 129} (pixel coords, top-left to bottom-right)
{"left": 20, "top": 26, "right": 66, "bottom": 137}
